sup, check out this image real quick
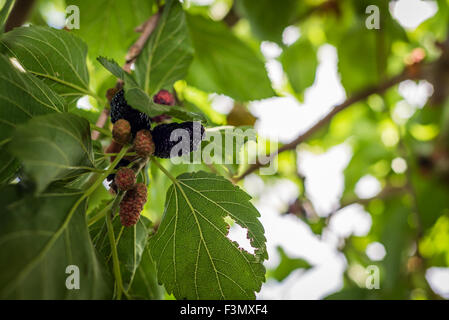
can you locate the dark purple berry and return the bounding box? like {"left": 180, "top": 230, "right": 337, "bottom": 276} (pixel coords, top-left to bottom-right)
{"left": 151, "top": 122, "right": 205, "bottom": 158}
{"left": 110, "top": 90, "right": 151, "bottom": 136}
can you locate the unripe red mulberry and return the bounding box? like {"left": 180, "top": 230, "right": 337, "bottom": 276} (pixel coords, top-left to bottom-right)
{"left": 119, "top": 183, "right": 147, "bottom": 227}
{"left": 134, "top": 129, "right": 155, "bottom": 158}
{"left": 112, "top": 119, "right": 132, "bottom": 145}
{"left": 114, "top": 167, "right": 135, "bottom": 191}
{"left": 151, "top": 90, "right": 175, "bottom": 123}
{"left": 153, "top": 89, "right": 175, "bottom": 106}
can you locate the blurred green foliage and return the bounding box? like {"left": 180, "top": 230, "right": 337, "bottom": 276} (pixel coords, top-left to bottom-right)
{"left": 1, "top": 0, "right": 449, "bottom": 300}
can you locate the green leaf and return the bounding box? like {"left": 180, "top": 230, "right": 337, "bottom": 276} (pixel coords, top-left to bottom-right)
{"left": 280, "top": 37, "right": 317, "bottom": 100}
{"left": 337, "top": 25, "right": 379, "bottom": 93}
{"left": 336, "top": 2, "right": 407, "bottom": 94}
{"left": 235, "top": 0, "right": 300, "bottom": 44}
{"left": 91, "top": 216, "right": 151, "bottom": 290}
{"left": 268, "top": 246, "right": 312, "bottom": 282}
{"left": 0, "top": 150, "right": 20, "bottom": 184}
{"left": 150, "top": 171, "right": 267, "bottom": 299}
{"left": 96, "top": 56, "right": 128, "bottom": 80}
{"left": 124, "top": 84, "right": 206, "bottom": 121}
{"left": 0, "top": 0, "right": 14, "bottom": 34}
{"left": 412, "top": 172, "right": 449, "bottom": 230}
{"left": 0, "top": 185, "right": 113, "bottom": 299}
{"left": 0, "top": 54, "right": 65, "bottom": 144}
{"left": 71, "top": 0, "right": 155, "bottom": 64}
{"left": 8, "top": 113, "right": 95, "bottom": 193}
{"left": 379, "top": 199, "right": 412, "bottom": 297}
{"left": 97, "top": 56, "right": 205, "bottom": 121}
{"left": 186, "top": 14, "right": 275, "bottom": 101}
{"left": 134, "top": 0, "right": 193, "bottom": 95}
{"left": 0, "top": 53, "right": 66, "bottom": 182}
{"left": 128, "top": 243, "right": 165, "bottom": 300}
{"left": 1, "top": 26, "right": 91, "bottom": 101}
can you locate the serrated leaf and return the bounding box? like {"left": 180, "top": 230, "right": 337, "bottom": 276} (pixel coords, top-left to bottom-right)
{"left": 135, "top": 0, "right": 193, "bottom": 95}
{"left": 280, "top": 37, "right": 317, "bottom": 100}
{"left": 0, "top": 54, "right": 66, "bottom": 144}
{"left": 0, "top": 185, "right": 113, "bottom": 299}
{"left": 150, "top": 171, "right": 267, "bottom": 299}
{"left": 1, "top": 26, "right": 90, "bottom": 101}
{"left": 96, "top": 56, "right": 128, "bottom": 80}
{"left": 186, "top": 14, "right": 275, "bottom": 101}
{"left": 0, "top": 54, "right": 66, "bottom": 183}
{"left": 91, "top": 216, "right": 151, "bottom": 290}
{"left": 8, "top": 113, "right": 95, "bottom": 193}
{"left": 71, "top": 0, "right": 155, "bottom": 64}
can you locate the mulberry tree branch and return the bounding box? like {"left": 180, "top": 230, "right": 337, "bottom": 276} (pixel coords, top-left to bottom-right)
{"left": 234, "top": 70, "right": 411, "bottom": 182}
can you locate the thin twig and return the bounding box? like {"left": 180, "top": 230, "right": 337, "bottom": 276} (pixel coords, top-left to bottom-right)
{"left": 124, "top": 12, "right": 160, "bottom": 72}
{"left": 235, "top": 71, "right": 410, "bottom": 182}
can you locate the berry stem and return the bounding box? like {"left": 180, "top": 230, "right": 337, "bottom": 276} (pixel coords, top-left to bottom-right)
{"left": 87, "top": 199, "right": 113, "bottom": 227}
{"left": 90, "top": 124, "right": 112, "bottom": 137}
{"left": 106, "top": 206, "right": 124, "bottom": 300}
{"left": 152, "top": 159, "right": 176, "bottom": 183}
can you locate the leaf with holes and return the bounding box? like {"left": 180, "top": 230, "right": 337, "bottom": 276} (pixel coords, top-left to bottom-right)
{"left": 8, "top": 113, "right": 95, "bottom": 193}
{"left": 149, "top": 171, "right": 267, "bottom": 299}
{"left": 0, "top": 185, "right": 113, "bottom": 299}
{"left": 1, "top": 26, "right": 91, "bottom": 102}
{"left": 134, "top": 0, "right": 193, "bottom": 95}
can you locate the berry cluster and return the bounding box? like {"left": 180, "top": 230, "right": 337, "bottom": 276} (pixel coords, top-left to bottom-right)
{"left": 119, "top": 183, "right": 147, "bottom": 227}
{"left": 112, "top": 167, "right": 147, "bottom": 227}
{"left": 106, "top": 89, "right": 206, "bottom": 226}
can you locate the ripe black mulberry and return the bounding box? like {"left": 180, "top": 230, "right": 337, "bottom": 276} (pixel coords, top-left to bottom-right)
{"left": 151, "top": 121, "right": 205, "bottom": 158}
{"left": 110, "top": 90, "right": 151, "bottom": 135}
